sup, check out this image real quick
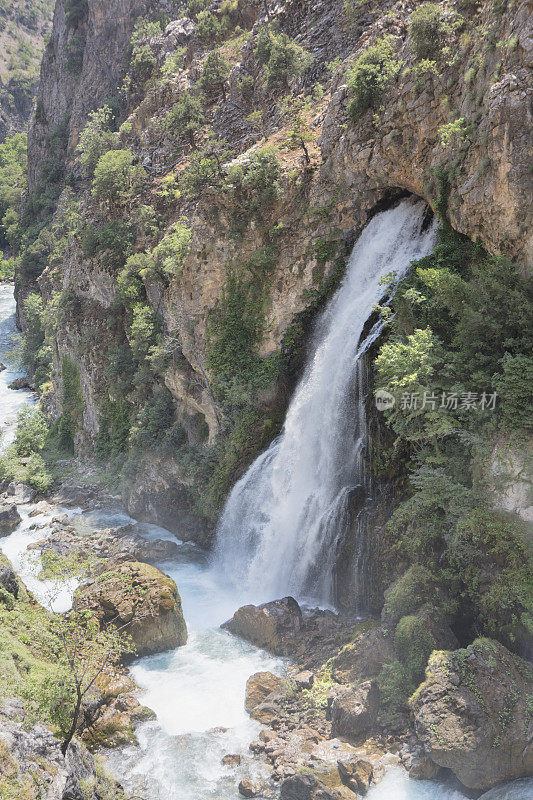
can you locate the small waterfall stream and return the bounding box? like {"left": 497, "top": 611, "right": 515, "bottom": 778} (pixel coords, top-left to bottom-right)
{"left": 213, "top": 200, "right": 437, "bottom": 606}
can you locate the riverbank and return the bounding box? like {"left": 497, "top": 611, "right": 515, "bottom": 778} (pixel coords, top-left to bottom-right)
{"left": 1, "top": 283, "right": 532, "bottom": 799}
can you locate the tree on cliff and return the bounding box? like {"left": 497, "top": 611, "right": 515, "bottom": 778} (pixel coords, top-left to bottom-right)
{"left": 26, "top": 552, "right": 135, "bottom": 755}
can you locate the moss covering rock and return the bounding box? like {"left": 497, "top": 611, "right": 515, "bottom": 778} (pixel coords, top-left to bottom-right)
{"left": 410, "top": 639, "right": 533, "bottom": 790}
{"left": 74, "top": 560, "right": 187, "bottom": 657}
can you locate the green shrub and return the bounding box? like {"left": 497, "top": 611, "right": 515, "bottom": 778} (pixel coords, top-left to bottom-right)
{"left": 376, "top": 660, "right": 415, "bottom": 714}
{"left": 81, "top": 219, "right": 135, "bottom": 267}
{"left": 346, "top": 36, "right": 401, "bottom": 118}
{"left": 198, "top": 50, "right": 231, "bottom": 96}
{"left": 24, "top": 453, "right": 53, "bottom": 493}
{"left": 58, "top": 355, "right": 83, "bottom": 452}
{"left": 409, "top": 4, "right": 445, "bottom": 60}
{"left": 164, "top": 93, "right": 205, "bottom": 147}
{"left": 0, "top": 132, "right": 27, "bottom": 250}
{"left": 0, "top": 257, "right": 15, "bottom": 281}
{"left": 76, "top": 105, "right": 119, "bottom": 176}
{"left": 96, "top": 400, "right": 131, "bottom": 459}
{"left": 154, "top": 222, "right": 191, "bottom": 279}
{"left": 117, "top": 252, "right": 152, "bottom": 307}
{"left": 20, "top": 292, "right": 52, "bottom": 390}
{"left": 129, "top": 388, "right": 176, "bottom": 450}
{"left": 92, "top": 149, "right": 145, "bottom": 205}
{"left": 207, "top": 267, "right": 263, "bottom": 385}
{"left": 382, "top": 566, "right": 438, "bottom": 627}
{"left": 448, "top": 508, "right": 532, "bottom": 641}
{"left": 195, "top": 10, "right": 222, "bottom": 40}
{"left": 254, "top": 28, "right": 312, "bottom": 89}
{"left": 13, "top": 407, "right": 49, "bottom": 457}
{"left": 130, "top": 19, "right": 162, "bottom": 75}
{"left": 493, "top": 354, "right": 533, "bottom": 432}
{"left": 395, "top": 614, "right": 436, "bottom": 681}
{"left": 128, "top": 303, "right": 158, "bottom": 360}
{"left": 227, "top": 145, "right": 280, "bottom": 214}
{"left": 161, "top": 48, "right": 186, "bottom": 78}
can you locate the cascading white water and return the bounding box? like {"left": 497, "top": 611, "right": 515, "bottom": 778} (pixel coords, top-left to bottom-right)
{"left": 213, "top": 200, "right": 438, "bottom": 606}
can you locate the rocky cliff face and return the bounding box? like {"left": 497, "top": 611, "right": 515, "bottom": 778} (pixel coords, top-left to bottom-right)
{"left": 0, "top": 0, "right": 54, "bottom": 141}
{"left": 20, "top": 0, "right": 533, "bottom": 544}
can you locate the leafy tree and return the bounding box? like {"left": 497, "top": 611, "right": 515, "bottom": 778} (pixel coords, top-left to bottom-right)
{"left": 0, "top": 133, "right": 27, "bottom": 250}
{"left": 129, "top": 303, "right": 158, "bottom": 360}
{"left": 346, "top": 36, "right": 401, "bottom": 119}
{"left": 181, "top": 139, "right": 230, "bottom": 197}
{"left": 76, "top": 105, "right": 119, "bottom": 176}
{"left": 254, "top": 28, "right": 312, "bottom": 89}
{"left": 198, "top": 50, "right": 231, "bottom": 98}
{"left": 195, "top": 10, "right": 222, "bottom": 40}
{"left": 409, "top": 3, "right": 445, "bottom": 60}
{"left": 154, "top": 221, "right": 191, "bottom": 278}
{"left": 438, "top": 117, "right": 472, "bottom": 148}
{"left": 130, "top": 18, "right": 162, "bottom": 75}
{"left": 92, "top": 149, "right": 145, "bottom": 206}
{"left": 280, "top": 100, "right": 313, "bottom": 163}
{"left": 227, "top": 144, "right": 280, "bottom": 213}
{"left": 164, "top": 92, "right": 205, "bottom": 148}
{"left": 13, "top": 407, "right": 49, "bottom": 457}
{"left": 30, "top": 552, "right": 135, "bottom": 755}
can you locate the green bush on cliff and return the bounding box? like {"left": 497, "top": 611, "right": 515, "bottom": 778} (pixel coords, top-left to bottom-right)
{"left": 153, "top": 221, "right": 191, "bottom": 279}
{"left": 382, "top": 565, "right": 439, "bottom": 627}
{"left": 92, "top": 149, "right": 145, "bottom": 206}
{"left": 376, "top": 660, "right": 415, "bottom": 722}
{"left": 13, "top": 407, "right": 49, "bottom": 456}
{"left": 493, "top": 354, "right": 533, "bottom": 432}
{"left": 254, "top": 28, "right": 312, "bottom": 89}
{"left": 409, "top": 4, "right": 446, "bottom": 60}
{"left": 227, "top": 145, "right": 280, "bottom": 216}
{"left": 374, "top": 226, "right": 533, "bottom": 647}
{"left": 395, "top": 614, "right": 436, "bottom": 682}
{"left": 195, "top": 10, "right": 223, "bottom": 40}
{"left": 76, "top": 105, "right": 120, "bottom": 176}
{"left": 18, "top": 291, "right": 52, "bottom": 390}
{"left": 0, "top": 133, "right": 27, "bottom": 250}
{"left": 346, "top": 36, "right": 401, "bottom": 118}
{"left": 130, "top": 19, "right": 162, "bottom": 76}
{"left": 164, "top": 92, "right": 206, "bottom": 147}
{"left": 58, "top": 354, "right": 83, "bottom": 452}
{"left": 198, "top": 50, "right": 231, "bottom": 97}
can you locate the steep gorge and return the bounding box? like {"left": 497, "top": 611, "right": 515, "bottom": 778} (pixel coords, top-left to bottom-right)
{"left": 2, "top": 0, "right": 533, "bottom": 794}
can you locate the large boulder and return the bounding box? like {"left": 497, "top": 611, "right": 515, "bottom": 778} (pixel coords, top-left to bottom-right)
{"left": 74, "top": 560, "right": 187, "bottom": 657}
{"left": 280, "top": 771, "right": 354, "bottom": 800}
{"left": 0, "top": 698, "right": 123, "bottom": 799}
{"left": 221, "top": 597, "right": 303, "bottom": 656}
{"left": 0, "top": 504, "right": 21, "bottom": 535}
{"left": 0, "top": 565, "right": 18, "bottom": 599}
{"left": 245, "top": 671, "right": 284, "bottom": 723}
{"left": 410, "top": 639, "right": 533, "bottom": 790}
{"left": 331, "top": 625, "right": 395, "bottom": 683}
{"left": 329, "top": 680, "right": 380, "bottom": 740}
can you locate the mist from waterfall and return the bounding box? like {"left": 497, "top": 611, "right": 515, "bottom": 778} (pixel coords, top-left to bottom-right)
{"left": 213, "top": 199, "right": 437, "bottom": 606}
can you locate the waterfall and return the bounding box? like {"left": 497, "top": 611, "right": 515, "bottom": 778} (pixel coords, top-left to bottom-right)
{"left": 213, "top": 199, "right": 437, "bottom": 606}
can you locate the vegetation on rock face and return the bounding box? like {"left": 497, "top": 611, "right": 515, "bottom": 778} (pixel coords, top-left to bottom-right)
{"left": 346, "top": 36, "right": 401, "bottom": 118}
{"left": 0, "top": 0, "right": 54, "bottom": 139}
{"left": 374, "top": 224, "right": 533, "bottom": 649}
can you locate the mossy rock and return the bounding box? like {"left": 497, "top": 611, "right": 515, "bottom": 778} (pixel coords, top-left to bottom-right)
{"left": 75, "top": 560, "right": 187, "bottom": 657}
